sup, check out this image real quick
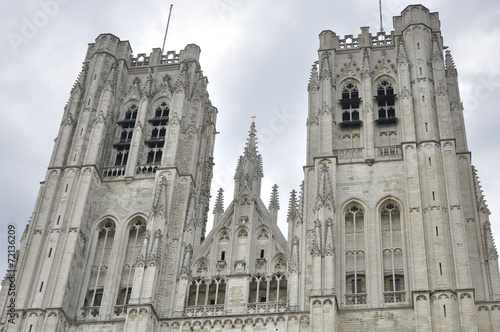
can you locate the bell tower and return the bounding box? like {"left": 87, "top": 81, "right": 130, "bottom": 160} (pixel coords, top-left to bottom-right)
{"left": 0, "top": 34, "right": 217, "bottom": 331}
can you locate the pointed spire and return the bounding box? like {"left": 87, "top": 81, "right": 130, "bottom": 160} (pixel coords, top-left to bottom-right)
{"left": 243, "top": 121, "right": 260, "bottom": 161}
{"left": 484, "top": 220, "right": 498, "bottom": 260}
{"left": 214, "top": 188, "right": 224, "bottom": 214}
{"left": 308, "top": 61, "right": 320, "bottom": 92}
{"left": 445, "top": 49, "right": 458, "bottom": 78}
{"left": 472, "top": 166, "right": 490, "bottom": 215}
{"left": 269, "top": 184, "right": 280, "bottom": 210}
{"left": 234, "top": 121, "right": 264, "bottom": 196}
{"left": 269, "top": 184, "right": 280, "bottom": 224}
{"left": 287, "top": 189, "right": 298, "bottom": 222}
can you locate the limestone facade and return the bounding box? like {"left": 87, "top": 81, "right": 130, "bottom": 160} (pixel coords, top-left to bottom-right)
{"left": 1, "top": 4, "right": 500, "bottom": 332}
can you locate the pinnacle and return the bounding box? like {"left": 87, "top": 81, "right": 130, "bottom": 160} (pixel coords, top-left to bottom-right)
{"left": 445, "top": 49, "right": 458, "bottom": 77}
{"left": 269, "top": 184, "right": 280, "bottom": 210}
{"left": 214, "top": 188, "right": 224, "bottom": 214}
{"left": 287, "top": 189, "right": 298, "bottom": 221}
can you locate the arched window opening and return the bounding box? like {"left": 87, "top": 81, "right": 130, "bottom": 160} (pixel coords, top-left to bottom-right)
{"left": 344, "top": 205, "right": 366, "bottom": 305}
{"left": 145, "top": 102, "right": 169, "bottom": 165}
{"left": 116, "top": 219, "right": 146, "bottom": 306}
{"left": 248, "top": 274, "right": 287, "bottom": 304}
{"left": 375, "top": 81, "right": 397, "bottom": 124}
{"left": 339, "top": 83, "right": 361, "bottom": 127}
{"left": 114, "top": 151, "right": 129, "bottom": 167}
{"left": 84, "top": 221, "right": 116, "bottom": 308}
{"left": 187, "top": 277, "right": 227, "bottom": 307}
{"left": 113, "top": 104, "right": 138, "bottom": 168}
{"left": 381, "top": 203, "right": 406, "bottom": 303}
{"left": 248, "top": 275, "right": 267, "bottom": 303}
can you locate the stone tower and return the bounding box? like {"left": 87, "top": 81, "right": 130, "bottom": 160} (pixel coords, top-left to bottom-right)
{"left": 0, "top": 34, "right": 218, "bottom": 331}
{"left": 292, "top": 4, "right": 500, "bottom": 331}
{"left": 1, "top": 4, "right": 500, "bottom": 332}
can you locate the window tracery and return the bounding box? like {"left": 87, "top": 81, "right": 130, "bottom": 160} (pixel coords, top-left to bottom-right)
{"left": 116, "top": 219, "right": 146, "bottom": 305}
{"left": 339, "top": 83, "right": 361, "bottom": 127}
{"left": 187, "top": 277, "right": 227, "bottom": 307}
{"left": 112, "top": 104, "right": 138, "bottom": 169}
{"left": 248, "top": 274, "right": 287, "bottom": 303}
{"left": 84, "top": 221, "right": 116, "bottom": 307}
{"left": 145, "top": 101, "right": 169, "bottom": 164}
{"left": 375, "top": 81, "right": 397, "bottom": 124}
{"left": 381, "top": 203, "right": 406, "bottom": 303}
{"left": 344, "top": 205, "right": 366, "bottom": 305}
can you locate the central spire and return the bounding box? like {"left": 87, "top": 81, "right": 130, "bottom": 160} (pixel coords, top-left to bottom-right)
{"left": 234, "top": 120, "right": 263, "bottom": 197}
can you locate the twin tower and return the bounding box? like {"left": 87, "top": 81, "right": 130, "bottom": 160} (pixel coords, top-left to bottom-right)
{"left": 1, "top": 5, "right": 500, "bottom": 332}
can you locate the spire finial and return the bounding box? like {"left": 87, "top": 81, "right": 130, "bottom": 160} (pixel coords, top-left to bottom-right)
{"left": 251, "top": 115, "right": 256, "bottom": 125}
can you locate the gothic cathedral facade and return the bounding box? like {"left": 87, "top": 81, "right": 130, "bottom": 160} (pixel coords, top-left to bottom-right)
{"left": 1, "top": 4, "right": 499, "bottom": 331}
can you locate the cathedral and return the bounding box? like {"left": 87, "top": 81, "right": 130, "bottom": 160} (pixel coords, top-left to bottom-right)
{"left": 2, "top": 4, "right": 500, "bottom": 331}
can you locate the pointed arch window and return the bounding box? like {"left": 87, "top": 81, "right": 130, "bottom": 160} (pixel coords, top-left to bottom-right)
{"left": 145, "top": 102, "right": 169, "bottom": 165}
{"left": 84, "top": 221, "right": 116, "bottom": 308}
{"left": 248, "top": 274, "right": 287, "bottom": 304}
{"left": 375, "top": 81, "right": 397, "bottom": 124}
{"left": 187, "top": 277, "right": 227, "bottom": 307}
{"left": 339, "top": 83, "right": 362, "bottom": 127}
{"left": 381, "top": 203, "right": 406, "bottom": 303}
{"left": 113, "top": 104, "right": 138, "bottom": 168}
{"left": 116, "top": 219, "right": 146, "bottom": 305}
{"left": 344, "top": 205, "right": 366, "bottom": 305}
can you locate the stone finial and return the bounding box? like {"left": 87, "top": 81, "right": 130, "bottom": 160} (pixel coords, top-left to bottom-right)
{"left": 445, "top": 49, "right": 458, "bottom": 78}
{"left": 269, "top": 185, "right": 280, "bottom": 211}
{"left": 287, "top": 190, "right": 298, "bottom": 222}
{"left": 308, "top": 61, "right": 320, "bottom": 92}
{"left": 214, "top": 188, "right": 224, "bottom": 214}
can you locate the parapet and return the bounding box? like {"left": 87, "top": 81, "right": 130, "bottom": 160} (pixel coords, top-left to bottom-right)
{"left": 85, "top": 33, "right": 202, "bottom": 68}
{"left": 318, "top": 5, "right": 441, "bottom": 51}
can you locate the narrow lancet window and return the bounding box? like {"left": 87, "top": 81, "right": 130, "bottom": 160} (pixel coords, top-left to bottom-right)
{"left": 381, "top": 203, "right": 406, "bottom": 303}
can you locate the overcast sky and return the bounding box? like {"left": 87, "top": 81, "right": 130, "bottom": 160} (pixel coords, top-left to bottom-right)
{"left": 1, "top": 0, "right": 499, "bottom": 277}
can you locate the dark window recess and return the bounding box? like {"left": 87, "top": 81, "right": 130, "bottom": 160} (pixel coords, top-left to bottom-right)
{"left": 116, "top": 105, "right": 138, "bottom": 128}
{"left": 221, "top": 251, "right": 226, "bottom": 261}
{"left": 116, "top": 288, "right": 132, "bottom": 305}
{"left": 114, "top": 151, "right": 129, "bottom": 166}
{"left": 148, "top": 102, "right": 170, "bottom": 126}
{"left": 260, "top": 249, "right": 265, "bottom": 258}
{"left": 351, "top": 278, "right": 362, "bottom": 293}
{"left": 146, "top": 150, "right": 163, "bottom": 164}
{"left": 339, "top": 83, "right": 362, "bottom": 127}
{"left": 145, "top": 102, "right": 169, "bottom": 165}
{"left": 144, "top": 128, "right": 166, "bottom": 147}
{"left": 390, "top": 279, "right": 401, "bottom": 291}
{"left": 112, "top": 104, "right": 138, "bottom": 167}
{"left": 375, "top": 81, "right": 398, "bottom": 124}
{"left": 93, "top": 290, "right": 103, "bottom": 307}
